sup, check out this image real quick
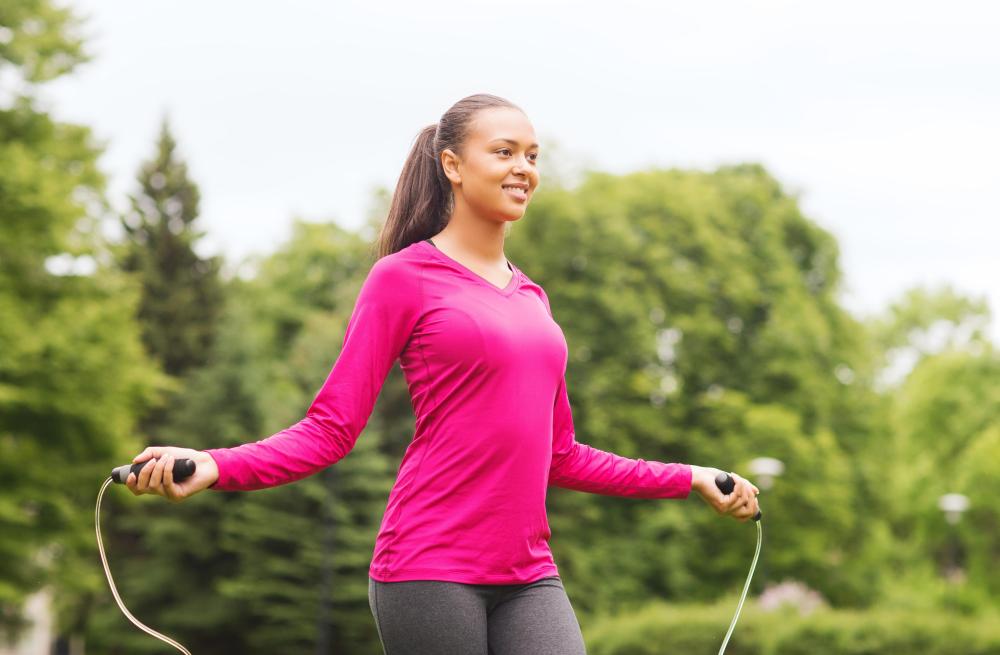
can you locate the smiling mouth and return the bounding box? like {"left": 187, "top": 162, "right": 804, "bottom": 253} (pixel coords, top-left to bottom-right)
{"left": 502, "top": 185, "right": 528, "bottom": 200}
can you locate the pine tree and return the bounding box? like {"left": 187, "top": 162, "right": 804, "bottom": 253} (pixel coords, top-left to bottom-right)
{"left": 117, "top": 115, "right": 224, "bottom": 382}
{"left": 211, "top": 222, "right": 400, "bottom": 654}
{"left": 81, "top": 119, "right": 236, "bottom": 653}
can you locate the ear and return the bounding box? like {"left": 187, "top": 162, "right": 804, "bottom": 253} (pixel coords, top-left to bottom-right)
{"left": 441, "top": 148, "right": 462, "bottom": 185}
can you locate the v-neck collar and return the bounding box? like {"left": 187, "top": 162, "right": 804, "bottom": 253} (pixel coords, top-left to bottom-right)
{"left": 421, "top": 239, "right": 520, "bottom": 296}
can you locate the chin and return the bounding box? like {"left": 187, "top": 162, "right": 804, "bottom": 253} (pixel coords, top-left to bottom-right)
{"left": 497, "top": 207, "right": 527, "bottom": 222}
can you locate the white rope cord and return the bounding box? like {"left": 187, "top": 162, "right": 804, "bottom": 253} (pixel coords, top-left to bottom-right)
{"left": 717, "top": 519, "right": 762, "bottom": 655}
{"left": 95, "top": 476, "right": 193, "bottom": 655}
{"left": 95, "top": 470, "right": 757, "bottom": 655}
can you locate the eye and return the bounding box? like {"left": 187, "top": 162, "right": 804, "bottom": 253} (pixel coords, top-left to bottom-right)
{"left": 497, "top": 148, "right": 540, "bottom": 163}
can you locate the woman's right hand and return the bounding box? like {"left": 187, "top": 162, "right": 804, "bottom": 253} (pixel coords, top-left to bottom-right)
{"left": 125, "top": 446, "right": 220, "bottom": 502}
{"left": 690, "top": 465, "right": 760, "bottom": 522}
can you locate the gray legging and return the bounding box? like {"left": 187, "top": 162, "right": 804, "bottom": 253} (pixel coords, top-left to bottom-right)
{"left": 368, "top": 575, "right": 588, "bottom": 655}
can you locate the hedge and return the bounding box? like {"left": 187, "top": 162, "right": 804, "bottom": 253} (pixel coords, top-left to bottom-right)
{"left": 583, "top": 602, "right": 1000, "bottom": 654}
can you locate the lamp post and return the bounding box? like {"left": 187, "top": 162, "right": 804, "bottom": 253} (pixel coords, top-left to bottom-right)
{"left": 937, "top": 493, "right": 969, "bottom": 582}
{"left": 748, "top": 457, "right": 784, "bottom": 591}
{"left": 748, "top": 457, "right": 784, "bottom": 492}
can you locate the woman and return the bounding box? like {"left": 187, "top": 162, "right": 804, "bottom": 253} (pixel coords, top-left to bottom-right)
{"left": 127, "top": 93, "right": 761, "bottom": 655}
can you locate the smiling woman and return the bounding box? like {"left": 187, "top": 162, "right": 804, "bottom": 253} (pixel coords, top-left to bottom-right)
{"left": 126, "top": 93, "right": 758, "bottom": 655}
{"left": 375, "top": 94, "right": 540, "bottom": 261}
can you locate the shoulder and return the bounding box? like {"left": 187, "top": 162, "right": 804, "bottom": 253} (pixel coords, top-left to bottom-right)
{"left": 361, "top": 243, "right": 425, "bottom": 301}
{"left": 516, "top": 269, "right": 554, "bottom": 319}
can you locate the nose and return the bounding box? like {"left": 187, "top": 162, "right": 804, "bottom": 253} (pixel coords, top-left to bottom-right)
{"left": 511, "top": 155, "right": 532, "bottom": 177}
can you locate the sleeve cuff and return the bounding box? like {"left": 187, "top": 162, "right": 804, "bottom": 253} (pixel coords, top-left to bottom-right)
{"left": 204, "top": 449, "right": 230, "bottom": 491}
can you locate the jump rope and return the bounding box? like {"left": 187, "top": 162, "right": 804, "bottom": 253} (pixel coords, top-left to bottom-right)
{"left": 97, "top": 460, "right": 761, "bottom": 654}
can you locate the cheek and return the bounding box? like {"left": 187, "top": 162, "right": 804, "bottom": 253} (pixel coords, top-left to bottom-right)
{"left": 468, "top": 162, "right": 505, "bottom": 194}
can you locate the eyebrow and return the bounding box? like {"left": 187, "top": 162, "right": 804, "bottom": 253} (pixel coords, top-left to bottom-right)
{"left": 491, "top": 138, "right": 540, "bottom": 149}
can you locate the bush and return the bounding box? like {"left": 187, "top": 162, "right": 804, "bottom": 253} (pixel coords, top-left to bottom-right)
{"left": 584, "top": 600, "right": 1000, "bottom": 655}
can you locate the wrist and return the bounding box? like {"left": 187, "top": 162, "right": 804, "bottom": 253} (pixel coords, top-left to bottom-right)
{"left": 197, "top": 451, "right": 220, "bottom": 488}
{"left": 689, "top": 465, "right": 713, "bottom": 496}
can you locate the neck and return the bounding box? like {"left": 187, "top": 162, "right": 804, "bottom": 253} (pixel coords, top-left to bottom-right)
{"left": 431, "top": 200, "right": 509, "bottom": 267}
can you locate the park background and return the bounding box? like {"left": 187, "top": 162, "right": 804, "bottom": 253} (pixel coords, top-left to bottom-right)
{"left": 2, "top": 0, "right": 998, "bottom": 653}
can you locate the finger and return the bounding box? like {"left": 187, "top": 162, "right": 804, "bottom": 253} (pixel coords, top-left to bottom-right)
{"left": 163, "top": 455, "right": 179, "bottom": 501}
{"left": 725, "top": 480, "right": 744, "bottom": 510}
{"left": 133, "top": 447, "right": 155, "bottom": 463}
{"left": 126, "top": 472, "right": 140, "bottom": 495}
{"left": 149, "top": 455, "right": 167, "bottom": 490}
{"left": 136, "top": 457, "right": 155, "bottom": 490}
{"left": 730, "top": 494, "right": 747, "bottom": 517}
{"left": 728, "top": 479, "right": 743, "bottom": 503}
{"left": 711, "top": 490, "right": 728, "bottom": 515}
{"left": 726, "top": 473, "right": 744, "bottom": 511}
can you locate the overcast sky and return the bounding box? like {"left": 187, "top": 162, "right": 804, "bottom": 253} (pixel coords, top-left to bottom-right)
{"left": 38, "top": 0, "right": 1000, "bottom": 343}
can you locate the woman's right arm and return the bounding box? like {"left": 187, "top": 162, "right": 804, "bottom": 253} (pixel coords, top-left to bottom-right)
{"left": 128, "top": 255, "right": 423, "bottom": 499}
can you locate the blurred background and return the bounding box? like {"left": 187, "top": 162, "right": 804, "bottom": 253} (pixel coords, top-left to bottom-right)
{"left": 1, "top": 0, "right": 997, "bottom": 653}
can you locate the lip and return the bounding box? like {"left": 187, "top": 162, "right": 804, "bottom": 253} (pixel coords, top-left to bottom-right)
{"left": 502, "top": 186, "right": 528, "bottom": 202}
{"left": 501, "top": 182, "right": 529, "bottom": 191}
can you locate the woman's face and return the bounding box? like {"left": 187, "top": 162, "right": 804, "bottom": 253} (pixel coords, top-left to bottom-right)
{"left": 442, "top": 107, "right": 540, "bottom": 222}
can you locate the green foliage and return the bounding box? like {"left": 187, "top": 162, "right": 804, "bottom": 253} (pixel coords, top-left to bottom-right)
{"left": 78, "top": 116, "right": 236, "bottom": 653}
{"left": 205, "top": 223, "right": 400, "bottom": 653}
{"left": 0, "top": 3, "right": 164, "bottom": 643}
{"left": 0, "top": 0, "right": 93, "bottom": 84}
{"left": 114, "top": 116, "right": 225, "bottom": 381}
{"left": 7, "top": 1, "right": 998, "bottom": 642}
{"left": 865, "top": 285, "right": 992, "bottom": 370}
{"left": 84, "top": 221, "right": 398, "bottom": 653}
{"left": 510, "top": 164, "right": 882, "bottom": 610}
{"left": 878, "top": 343, "right": 1000, "bottom": 604}
{"left": 584, "top": 601, "right": 1000, "bottom": 655}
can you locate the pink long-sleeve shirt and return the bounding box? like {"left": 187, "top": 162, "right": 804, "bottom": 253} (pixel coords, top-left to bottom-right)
{"left": 204, "top": 239, "right": 692, "bottom": 584}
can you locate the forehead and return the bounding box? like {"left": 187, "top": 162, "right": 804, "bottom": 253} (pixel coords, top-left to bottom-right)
{"left": 467, "top": 107, "right": 537, "bottom": 147}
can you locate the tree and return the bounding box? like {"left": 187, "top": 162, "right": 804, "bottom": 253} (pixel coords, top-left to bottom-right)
{"left": 115, "top": 115, "right": 224, "bottom": 393}
{"left": 82, "top": 118, "right": 232, "bottom": 653}
{"left": 508, "top": 163, "right": 879, "bottom": 612}
{"left": 84, "top": 220, "right": 399, "bottom": 653}
{"left": 211, "top": 221, "right": 399, "bottom": 654}
{"left": 865, "top": 286, "right": 998, "bottom": 611}
{"left": 0, "top": 0, "right": 160, "bottom": 643}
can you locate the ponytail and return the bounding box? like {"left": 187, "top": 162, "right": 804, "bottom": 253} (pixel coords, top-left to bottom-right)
{"left": 374, "top": 93, "right": 522, "bottom": 260}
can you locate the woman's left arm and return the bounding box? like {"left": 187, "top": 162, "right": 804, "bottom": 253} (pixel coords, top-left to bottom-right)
{"left": 547, "top": 374, "right": 693, "bottom": 499}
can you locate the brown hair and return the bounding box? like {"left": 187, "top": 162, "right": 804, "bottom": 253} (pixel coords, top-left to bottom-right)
{"left": 373, "top": 93, "right": 523, "bottom": 260}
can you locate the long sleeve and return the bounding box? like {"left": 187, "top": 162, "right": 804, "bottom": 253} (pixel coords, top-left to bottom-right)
{"left": 548, "top": 375, "right": 692, "bottom": 498}
{"left": 540, "top": 288, "right": 692, "bottom": 499}
{"left": 204, "top": 256, "right": 423, "bottom": 491}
